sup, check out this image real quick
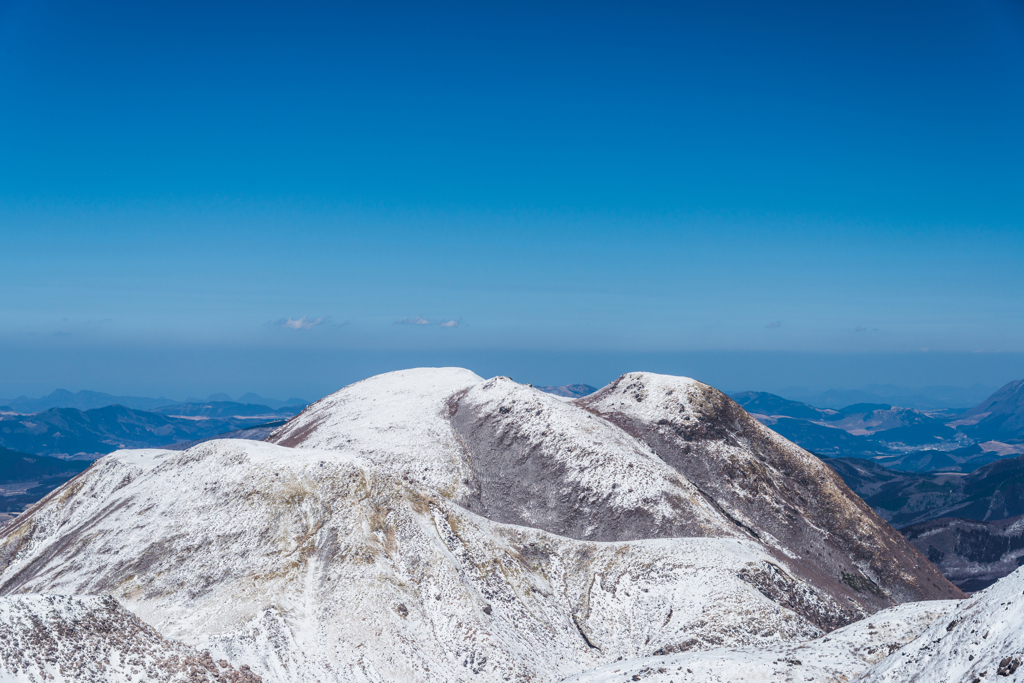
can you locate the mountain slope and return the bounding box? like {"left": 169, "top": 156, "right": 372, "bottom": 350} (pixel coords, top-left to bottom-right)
{"left": 163, "top": 420, "right": 286, "bottom": 451}
{"left": 534, "top": 384, "right": 598, "bottom": 398}
{"left": 0, "top": 440, "right": 838, "bottom": 682}
{"left": 564, "top": 599, "right": 958, "bottom": 683}
{"left": 959, "top": 379, "right": 1024, "bottom": 442}
{"left": 273, "top": 369, "right": 961, "bottom": 620}
{"left": 827, "top": 454, "right": 1024, "bottom": 527}
{"left": 858, "top": 565, "right": 1024, "bottom": 682}
{"left": 577, "top": 373, "right": 960, "bottom": 608}
{"left": 900, "top": 515, "right": 1024, "bottom": 592}
{"left": 0, "top": 368, "right": 965, "bottom": 682}
{"left": 0, "top": 594, "right": 261, "bottom": 683}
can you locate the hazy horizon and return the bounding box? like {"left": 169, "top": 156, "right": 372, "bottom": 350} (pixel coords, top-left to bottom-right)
{"left": 2, "top": 349, "right": 1021, "bottom": 407}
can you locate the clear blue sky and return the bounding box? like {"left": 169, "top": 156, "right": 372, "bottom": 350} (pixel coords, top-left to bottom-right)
{"left": 2, "top": 1, "right": 1023, "bottom": 399}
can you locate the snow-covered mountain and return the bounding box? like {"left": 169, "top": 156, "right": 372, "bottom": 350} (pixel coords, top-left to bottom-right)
{"left": 0, "top": 368, "right": 965, "bottom": 682}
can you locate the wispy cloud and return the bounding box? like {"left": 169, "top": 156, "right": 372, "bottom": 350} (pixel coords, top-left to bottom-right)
{"left": 854, "top": 325, "right": 867, "bottom": 332}
{"left": 395, "top": 316, "right": 460, "bottom": 328}
{"left": 273, "top": 315, "right": 327, "bottom": 330}
{"left": 765, "top": 321, "right": 782, "bottom": 328}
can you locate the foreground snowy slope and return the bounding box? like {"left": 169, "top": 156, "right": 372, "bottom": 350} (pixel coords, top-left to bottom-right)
{"left": 0, "top": 594, "right": 261, "bottom": 683}
{"left": 858, "top": 565, "right": 1024, "bottom": 682}
{"left": 2, "top": 441, "right": 830, "bottom": 682}
{"left": 563, "top": 599, "right": 958, "bottom": 683}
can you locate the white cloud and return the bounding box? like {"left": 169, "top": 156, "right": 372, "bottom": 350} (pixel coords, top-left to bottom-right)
{"left": 274, "top": 316, "right": 326, "bottom": 330}
{"left": 395, "top": 316, "right": 460, "bottom": 327}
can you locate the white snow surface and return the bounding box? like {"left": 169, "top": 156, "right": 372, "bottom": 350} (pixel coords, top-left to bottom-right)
{"left": 562, "top": 599, "right": 958, "bottom": 683}
{"left": 267, "top": 367, "right": 483, "bottom": 495}
{"left": 0, "top": 438, "right": 840, "bottom": 682}
{"left": 857, "top": 566, "right": 1024, "bottom": 682}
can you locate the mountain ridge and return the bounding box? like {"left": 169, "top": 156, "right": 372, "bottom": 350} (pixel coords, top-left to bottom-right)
{"left": 0, "top": 368, "right": 967, "bottom": 682}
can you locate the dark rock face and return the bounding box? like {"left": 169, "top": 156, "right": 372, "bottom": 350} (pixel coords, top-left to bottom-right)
{"left": 0, "top": 594, "right": 261, "bottom": 682}
{"left": 901, "top": 515, "right": 1024, "bottom": 592}
{"left": 577, "top": 373, "right": 964, "bottom": 611}
{"left": 450, "top": 377, "right": 737, "bottom": 543}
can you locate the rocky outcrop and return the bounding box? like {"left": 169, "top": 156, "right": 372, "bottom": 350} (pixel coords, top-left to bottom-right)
{"left": 577, "top": 373, "right": 962, "bottom": 610}
{"left": 0, "top": 594, "right": 261, "bottom": 682}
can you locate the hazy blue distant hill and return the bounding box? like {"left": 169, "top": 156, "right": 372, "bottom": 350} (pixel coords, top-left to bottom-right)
{"left": 153, "top": 401, "right": 304, "bottom": 418}
{"left": 237, "top": 393, "right": 309, "bottom": 409}
{"left": 730, "top": 391, "right": 827, "bottom": 420}
{"left": 0, "top": 446, "right": 90, "bottom": 484}
{"left": 0, "top": 389, "right": 181, "bottom": 414}
{"left": 0, "top": 405, "right": 281, "bottom": 457}
{"left": 826, "top": 454, "right": 1024, "bottom": 528}
{"left": 534, "top": 384, "right": 597, "bottom": 398}
{"left": 0, "top": 390, "right": 310, "bottom": 415}
{"left": 958, "top": 379, "right": 1024, "bottom": 442}
{"left": 731, "top": 388, "right": 1020, "bottom": 474}
{"left": 768, "top": 417, "right": 886, "bottom": 457}
{"left": 776, "top": 384, "right": 996, "bottom": 410}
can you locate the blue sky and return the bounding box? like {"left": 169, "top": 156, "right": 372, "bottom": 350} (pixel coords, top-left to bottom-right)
{"left": 2, "top": 1, "right": 1023, "bottom": 399}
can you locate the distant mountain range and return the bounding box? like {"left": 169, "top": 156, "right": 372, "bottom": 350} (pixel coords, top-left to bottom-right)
{"left": 0, "top": 389, "right": 308, "bottom": 414}
{"left": 533, "top": 383, "right": 597, "bottom": 398}
{"left": 774, "top": 383, "right": 997, "bottom": 410}
{"left": 900, "top": 516, "right": 1024, "bottom": 592}
{"left": 732, "top": 380, "right": 1024, "bottom": 474}
{"left": 733, "top": 380, "right": 1024, "bottom": 591}
{"left": 825, "top": 455, "right": 1024, "bottom": 529}
{"left": 0, "top": 403, "right": 305, "bottom": 458}
{"left": 153, "top": 401, "right": 303, "bottom": 418}
{"left": 0, "top": 446, "right": 91, "bottom": 525}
